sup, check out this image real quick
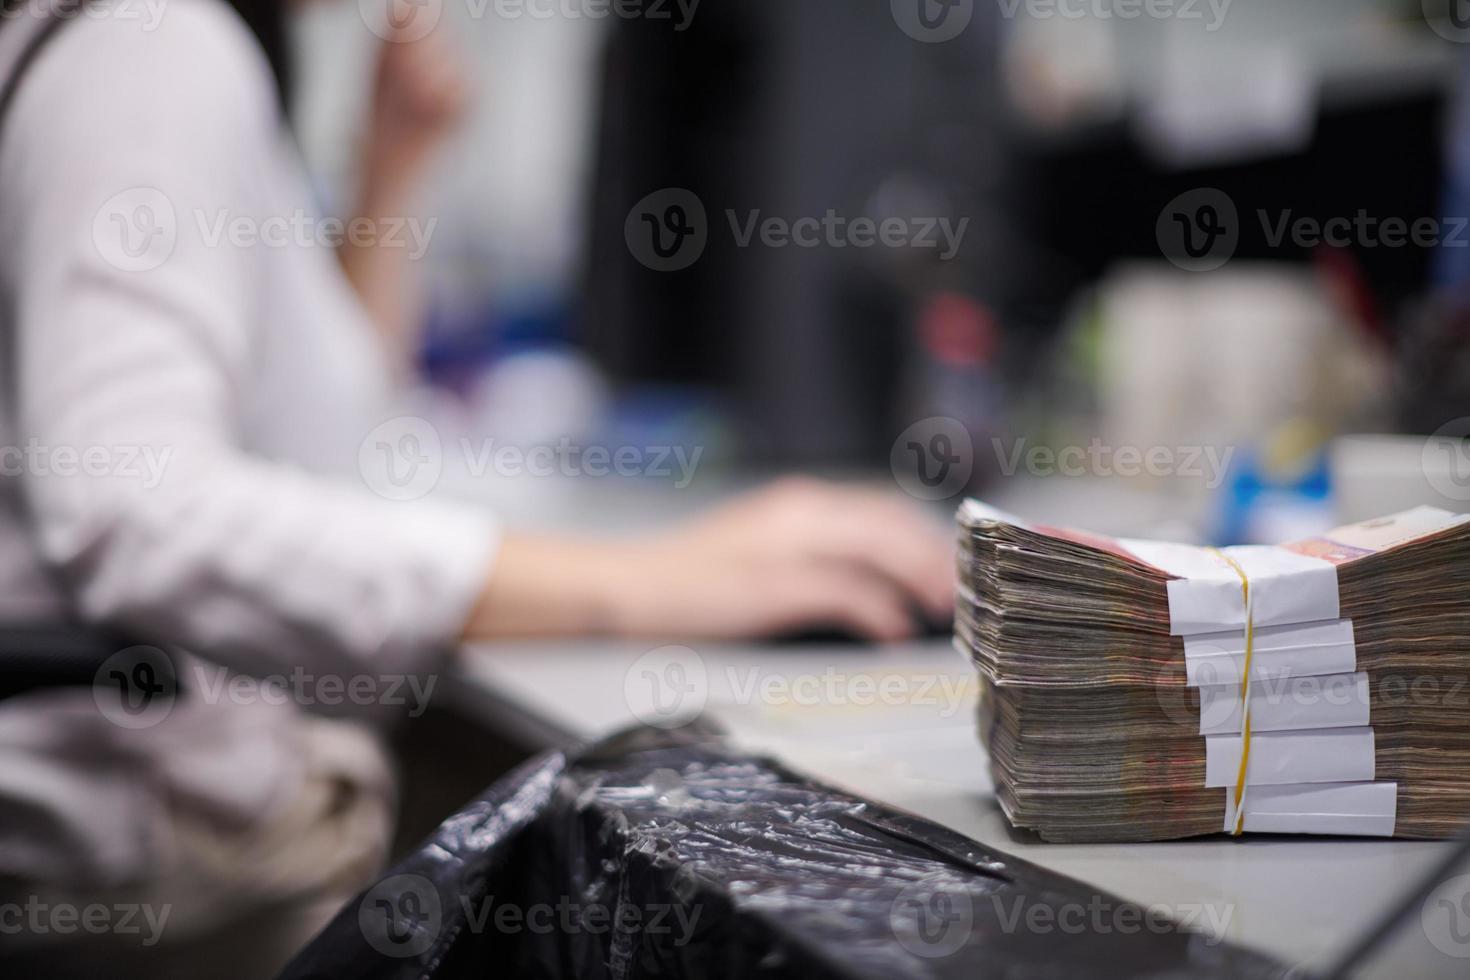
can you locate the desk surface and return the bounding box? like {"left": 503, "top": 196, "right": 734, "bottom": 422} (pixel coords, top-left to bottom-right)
{"left": 454, "top": 638, "right": 1466, "bottom": 979}
{"left": 438, "top": 471, "right": 1465, "bottom": 978}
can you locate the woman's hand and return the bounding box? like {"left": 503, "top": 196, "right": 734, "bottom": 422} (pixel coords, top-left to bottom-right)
{"left": 465, "top": 479, "right": 956, "bottom": 643}
{"left": 361, "top": 21, "right": 469, "bottom": 202}
{"left": 340, "top": 21, "right": 469, "bottom": 369}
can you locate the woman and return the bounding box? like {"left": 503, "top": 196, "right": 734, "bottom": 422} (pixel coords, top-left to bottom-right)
{"left": 0, "top": 0, "right": 953, "bottom": 975}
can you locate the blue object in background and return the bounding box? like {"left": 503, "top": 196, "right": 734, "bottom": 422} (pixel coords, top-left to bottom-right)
{"left": 1435, "top": 53, "right": 1470, "bottom": 293}
{"left": 419, "top": 292, "right": 576, "bottom": 393}
{"left": 1216, "top": 444, "right": 1333, "bottom": 545}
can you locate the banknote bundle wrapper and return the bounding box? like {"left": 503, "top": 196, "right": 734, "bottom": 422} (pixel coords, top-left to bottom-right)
{"left": 955, "top": 501, "right": 1470, "bottom": 842}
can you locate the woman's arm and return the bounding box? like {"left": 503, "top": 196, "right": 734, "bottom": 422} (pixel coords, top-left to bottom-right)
{"left": 337, "top": 26, "right": 467, "bottom": 375}
{"left": 466, "top": 480, "right": 954, "bottom": 643}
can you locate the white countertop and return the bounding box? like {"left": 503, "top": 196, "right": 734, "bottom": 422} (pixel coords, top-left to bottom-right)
{"left": 456, "top": 637, "right": 1468, "bottom": 979}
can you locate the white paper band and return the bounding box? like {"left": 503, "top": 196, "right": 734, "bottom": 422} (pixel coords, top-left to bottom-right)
{"left": 1198, "top": 671, "right": 1369, "bottom": 736}
{"left": 1222, "top": 781, "right": 1397, "bottom": 836}
{"left": 1184, "top": 619, "right": 1357, "bottom": 686}
{"left": 1204, "top": 727, "right": 1375, "bottom": 787}
{"left": 1119, "top": 540, "right": 1341, "bottom": 636}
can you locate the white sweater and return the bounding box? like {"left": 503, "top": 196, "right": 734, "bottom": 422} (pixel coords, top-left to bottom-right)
{"left": 0, "top": 0, "right": 498, "bottom": 679}
{"left": 0, "top": 0, "right": 500, "bottom": 887}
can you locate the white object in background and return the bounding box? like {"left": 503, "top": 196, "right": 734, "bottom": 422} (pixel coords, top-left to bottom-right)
{"left": 1136, "top": 41, "right": 1314, "bottom": 168}
{"left": 469, "top": 349, "right": 608, "bottom": 450}
{"left": 1002, "top": 13, "right": 1124, "bottom": 131}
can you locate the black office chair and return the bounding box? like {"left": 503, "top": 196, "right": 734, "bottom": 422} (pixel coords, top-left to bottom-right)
{"left": 0, "top": 624, "right": 164, "bottom": 701}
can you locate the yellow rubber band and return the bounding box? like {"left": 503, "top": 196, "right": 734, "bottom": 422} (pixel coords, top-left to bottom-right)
{"left": 1210, "top": 549, "right": 1254, "bottom": 837}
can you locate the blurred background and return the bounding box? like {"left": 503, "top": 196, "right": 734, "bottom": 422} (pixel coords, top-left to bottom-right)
{"left": 297, "top": 0, "right": 1470, "bottom": 542}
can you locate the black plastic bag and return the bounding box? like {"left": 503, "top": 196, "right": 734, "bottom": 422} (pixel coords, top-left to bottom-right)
{"left": 280, "top": 723, "right": 1287, "bottom": 979}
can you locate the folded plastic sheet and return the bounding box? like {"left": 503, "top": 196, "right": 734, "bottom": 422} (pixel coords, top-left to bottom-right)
{"left": 280, "top": 723, "right": 1288, "bottom": 979}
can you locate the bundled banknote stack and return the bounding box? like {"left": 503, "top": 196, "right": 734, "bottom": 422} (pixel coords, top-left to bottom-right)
{"left": 955, "top": 501, "right": 1470, "bottom": 842}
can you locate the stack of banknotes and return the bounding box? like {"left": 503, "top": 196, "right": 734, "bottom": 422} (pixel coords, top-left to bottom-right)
{"left": 956, "top": 500, "right": 1470, "bottom": 842}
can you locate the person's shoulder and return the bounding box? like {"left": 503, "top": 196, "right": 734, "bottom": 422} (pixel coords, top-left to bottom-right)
{"left": 23, "top": 0, "right": 281, "bottom": 136}
{"left": 0, "top": 0, "right": 288, "bottom": 230}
